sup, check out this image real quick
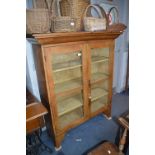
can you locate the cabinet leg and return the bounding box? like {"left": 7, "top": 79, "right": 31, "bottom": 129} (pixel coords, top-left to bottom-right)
{"left": 55, "top": 146, "right": 62, "bottom": 151}
{"left": 104, "top": 114, "right": 112, "bottom": 120}
{"left": 103, "top": 107, "right": 112, "bottom": 120}
{"left": 54, "top": 133, "right": 65, "bottom": 149}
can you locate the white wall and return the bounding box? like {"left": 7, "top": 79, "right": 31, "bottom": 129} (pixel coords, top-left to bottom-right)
{"left": 26, "top": 40, "right": 41, "bottom": 101}
{"left": 115, "top": 0, "right": 129, "bottom": 93}
{"left": 26, "top": 0, "right": 33, "bottom": 8}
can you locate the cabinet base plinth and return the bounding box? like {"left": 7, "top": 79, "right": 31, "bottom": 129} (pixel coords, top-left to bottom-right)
{"left": 103, "top": 109, "right": 112, "bottom": 120}
{"left": 104, "top": 115, "right": 112, "bottom": 120}
{"left": 55, "top": 146, "right": 62, "bottom": 151}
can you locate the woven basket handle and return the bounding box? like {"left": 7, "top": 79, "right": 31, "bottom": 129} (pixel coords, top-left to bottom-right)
{"left": 95, "top": 5, "right": 109, "bottom": 28}
{"left": 108, "top": 7, "right": 119, "bottom": 24}
{"left": 83, "top": 4, "right": 109, "bottom": 28}
{"left": 84, "top": 4, "right": 104, "bottom": 18}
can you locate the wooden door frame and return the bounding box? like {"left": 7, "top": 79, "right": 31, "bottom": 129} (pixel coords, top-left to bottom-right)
{"left": 43, "top": 42, "right": 89, "bottom": 134}
{"left": 87, "top": 40, "right": 115, "bottom": 117}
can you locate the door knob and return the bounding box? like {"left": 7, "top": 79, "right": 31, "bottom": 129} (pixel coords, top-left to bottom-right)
{"left": 77, "top": 53, "right": 82, "bottom": 57}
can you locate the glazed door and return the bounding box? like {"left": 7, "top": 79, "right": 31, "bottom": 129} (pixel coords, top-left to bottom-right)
{"left": 43, "top": 43, "right": 88, "bottom": 131}
{"left": 87, "top": 40, "right": 114, "bottom": 115}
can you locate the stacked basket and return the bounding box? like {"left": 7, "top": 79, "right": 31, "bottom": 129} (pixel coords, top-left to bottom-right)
{"left": 26, "top": 0, "right": 126, "bottom": 34}
{"left": 33, "top": 0, "right": 51, "bottom": 9}
{"left": 51, "top": 0, "right": 78, "bottom": 32}
{"left": 59, "top": 0, "right": 90, "bottom": 31}
{"left": 26, "top": 0, "right": 52, "bottom": 34}
{"left": 83, "top": 4, "right": 108, "bottom": 32}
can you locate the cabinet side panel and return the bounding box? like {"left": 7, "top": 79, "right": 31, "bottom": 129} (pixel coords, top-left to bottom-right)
{"left": 106, "top": 40, "right": 115, "bottom": 117}
{"left": 31, "top": 44, "right": 55, "bottom": 137}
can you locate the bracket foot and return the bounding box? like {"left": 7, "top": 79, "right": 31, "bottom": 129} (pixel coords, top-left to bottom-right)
{"left": 55, "top": 146, "right": 62, "bottom": 151}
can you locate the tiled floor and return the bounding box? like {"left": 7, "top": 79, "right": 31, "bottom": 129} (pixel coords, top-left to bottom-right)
{"left": 39, "top": 90, "right": 129, "bottom": 155}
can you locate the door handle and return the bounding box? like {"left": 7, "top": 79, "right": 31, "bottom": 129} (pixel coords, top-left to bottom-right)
{"left": 88, "top": 96, "right": 92, "bottom": 106}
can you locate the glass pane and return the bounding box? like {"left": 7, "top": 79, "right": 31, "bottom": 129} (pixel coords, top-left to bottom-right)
{"left": 56, "top": 92, "right": 84, "bottom": 128}
{"left": 51, "top": 50, "right": 84, "bottom": 129}
{"left": 91, "top": 96, "right": 108, "bottom": 113}
{"left": 91, "top": 81, "right": 109, "bottom": 112}
{"left": 52, "top": 51, "right": 83, "bottom": 95}
{"left": 90, "top": 48, "right": 110, "bottom": 112}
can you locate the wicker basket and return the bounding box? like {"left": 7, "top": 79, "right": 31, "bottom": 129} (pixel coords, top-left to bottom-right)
{"left": 107, "top": 7, "right": 127, "bottom": 32}
{"left": 83, "top": 4, "right": 108, "bottom": 32}
{"left": 32, "top": 0, "right": 50, "bottom": 9}
{"left": 51, "top": 0, "right": 77, "bottom": 32}
{"left": 60, "top": 0, "right": 90, "bottom": 31}
{"left": 107, "top": 23, "right": 127, "bottom": 32}
{"left": 26, "top": 0, "right": 52, "bottom": 34}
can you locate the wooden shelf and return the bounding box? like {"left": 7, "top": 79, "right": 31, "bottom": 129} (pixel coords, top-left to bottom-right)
{"left": 53, "top": 60, "right": 81, "bottom": 72}
{"left": 59, "top": 107, "right": 83, "bottom": 128}
{"left": 92, "top": 56, "right": 109, "bottom": 64}
{"left": 91, "top": 87, "right": 108, "bottom": 102}
{"left": 26, "top": 89, "right": 48, "bottom": 122}
{"left": 26, "top": 102, "right": 48, "bottom": 122}
{"left": 57, "top": 94, "right": 83, "bottom": 116}
{"left": 91, "top": 72, "right": 109, "bottom": 84}
{"left": 55, "top": 78, "right": 82, "bottom": 95}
